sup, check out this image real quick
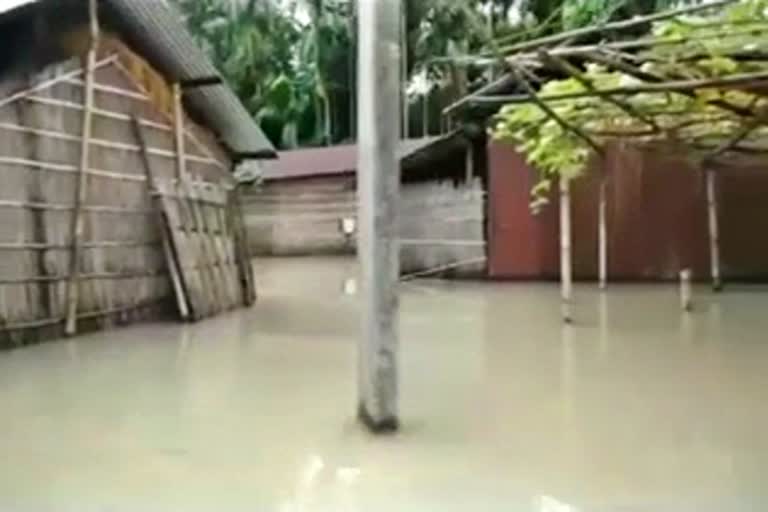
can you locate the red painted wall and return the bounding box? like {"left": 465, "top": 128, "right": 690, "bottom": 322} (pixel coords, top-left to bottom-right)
{"left": 488, "top": 141, "right": 768, "bottom": 281}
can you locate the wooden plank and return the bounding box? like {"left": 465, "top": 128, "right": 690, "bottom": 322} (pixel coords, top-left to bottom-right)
{"left": 183, "top": 179, "right": 224, "bottom": 314}
{"left": 201, "top": 187, "right": 236, "bottom": 310}
{"left": 131, "top": 117, "right": 191, "bottom": 321}
{"left": 161, "top": 181, "right": 203, "bottom": 320}
{"left": 215, "top": 198, "right": 241, "bottom": 308}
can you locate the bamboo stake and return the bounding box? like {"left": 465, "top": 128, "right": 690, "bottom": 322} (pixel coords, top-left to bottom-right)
{"left": 560, "top": 177, "right": 573, "bottom": 324}
{"left": 65, "top": 0, "right": 99, "bottom": 336}
{"left": 599, "top": 178, "right": 608, "bottom": 290}
{"left": 680, "top": 269, "right": 693, "bottom": 312}
{"left": 706, "top": 169, "right": 723, "bottom": 292}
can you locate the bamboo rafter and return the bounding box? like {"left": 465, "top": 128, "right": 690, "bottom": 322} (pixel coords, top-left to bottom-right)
{"left": 455, "top": 0, "right": 768, "bottom": 168}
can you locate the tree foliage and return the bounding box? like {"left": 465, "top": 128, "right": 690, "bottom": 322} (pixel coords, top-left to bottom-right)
{"left": 174, "top": 0, "right": 683, "bottom": 149}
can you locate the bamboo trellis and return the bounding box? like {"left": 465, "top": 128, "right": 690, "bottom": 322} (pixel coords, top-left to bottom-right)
{"left": 448, "top": 0, "right": 768, "bottom": 321}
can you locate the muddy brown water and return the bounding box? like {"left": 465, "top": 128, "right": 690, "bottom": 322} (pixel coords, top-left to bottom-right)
{"left": 1, "top": 257, "right": 767, "bottom": 511}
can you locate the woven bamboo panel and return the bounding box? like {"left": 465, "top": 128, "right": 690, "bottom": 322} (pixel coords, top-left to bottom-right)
{"left": 153, "top": 179, "right": 252, "bottom": 320}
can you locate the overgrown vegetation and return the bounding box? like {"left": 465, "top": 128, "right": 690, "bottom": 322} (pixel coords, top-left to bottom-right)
{"left": 174, "top": 0, "right": 675, "bottom": 149}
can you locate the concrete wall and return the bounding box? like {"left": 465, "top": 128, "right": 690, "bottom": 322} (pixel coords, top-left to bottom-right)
{"left": 243, "top": 176, "right": 487, "bottom": 278}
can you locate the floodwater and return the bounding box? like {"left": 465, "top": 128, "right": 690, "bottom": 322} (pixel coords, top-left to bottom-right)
{"left": 1, "top": 257, "right": 768, "bottom": 511}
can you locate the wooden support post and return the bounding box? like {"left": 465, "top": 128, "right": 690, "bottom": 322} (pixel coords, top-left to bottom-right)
{"left": 560, "top": 177, "right": 573, "bottom": 324}
{"left": 706, "top": 169, "right": 722, "bottom": 292}
{"left": 65, "top": 0, "right": 99, "bottom": 336}
{"left": 598, "top": 178, "right": 608, "bottom": 290}
{"left": 357, "top": 0, "right": 401, "bottom": 433}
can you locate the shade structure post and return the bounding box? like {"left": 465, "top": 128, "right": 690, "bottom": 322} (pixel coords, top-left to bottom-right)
{"left": 357, "top": 0, "right": 401, "bottom": 433}
{"left": 560, "top": 177, "right": 573, "bottom": 323}
{"left": 706, "top": 168, "right": 722, "bottom": 292}
{"left": 598, "top": 178, "right": 608, "bottom": 290}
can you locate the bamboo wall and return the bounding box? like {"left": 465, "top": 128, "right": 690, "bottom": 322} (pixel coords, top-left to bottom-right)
{"left": 0, "top": 41, "right": 232, "bottom": 348}
{"left": 243, "top": 176, "right": 487, "bottom": 278}
{"left": 243, "top": 176, "right": 357, "bottom": 256}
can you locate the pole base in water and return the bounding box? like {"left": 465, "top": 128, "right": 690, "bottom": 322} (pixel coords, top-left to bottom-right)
{"left": 358, "top": 404, "right": 399, "bottom": 434}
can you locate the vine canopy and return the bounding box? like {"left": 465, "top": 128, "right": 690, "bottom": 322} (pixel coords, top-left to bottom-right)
{"left": 481, "top": 0, "right": 768, "bottom": 209}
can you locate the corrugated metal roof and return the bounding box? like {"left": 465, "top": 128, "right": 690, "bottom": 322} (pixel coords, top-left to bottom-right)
{"left": 263, "top": 134, "right": 467, "bottom": 181}
{"left": 0, "top": 0, "right": 36, "bottom": 13}
{"left": 0, "top": 0, "right": 276, "bottom": 160}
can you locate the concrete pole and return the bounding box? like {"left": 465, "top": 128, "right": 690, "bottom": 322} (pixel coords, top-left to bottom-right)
{"left": 598, "top": 178, "right": 608, "bottom": 290}
{"left": 357, "top": 0, "right": 401, "bottom": 433}
{"left": 706, "top": 169, "right": 722, "bottom": 292}
{"left": 560, "top": 177, "right": 573, "bottom": 323}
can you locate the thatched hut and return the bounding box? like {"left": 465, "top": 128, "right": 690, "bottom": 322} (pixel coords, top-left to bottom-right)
{"left": 0, "top": 0, "right": 276, "bottom": 347}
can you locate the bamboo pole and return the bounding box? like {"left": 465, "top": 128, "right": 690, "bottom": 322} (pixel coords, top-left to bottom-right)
{"left": 65, "top": 0, "right": 99, "bottom": 336}
{"left": 357, "top": 0, "right": 401, "bottom": 433}
{"left": 465, "top": 144, "right": 474, "bottom": 183}
{"left": 599, "top": 178, "right": 608, "bottom": 290}
{"left": 560, "top": 177, "right": 573, "bottom": 323}
{"left": 470, "top": 70, "right": 768, "bottom": 107}
{"left": 484, "top": 0, "right": 735, "bottom": 56}
{"left": 173, "top": 83, "right": 187, "bottom": 182}
{"left": 706, "top": 169, "right": 723, "bottom": 292}
{"left": 680, "top": 269, "right": 693, "bottom": 312}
